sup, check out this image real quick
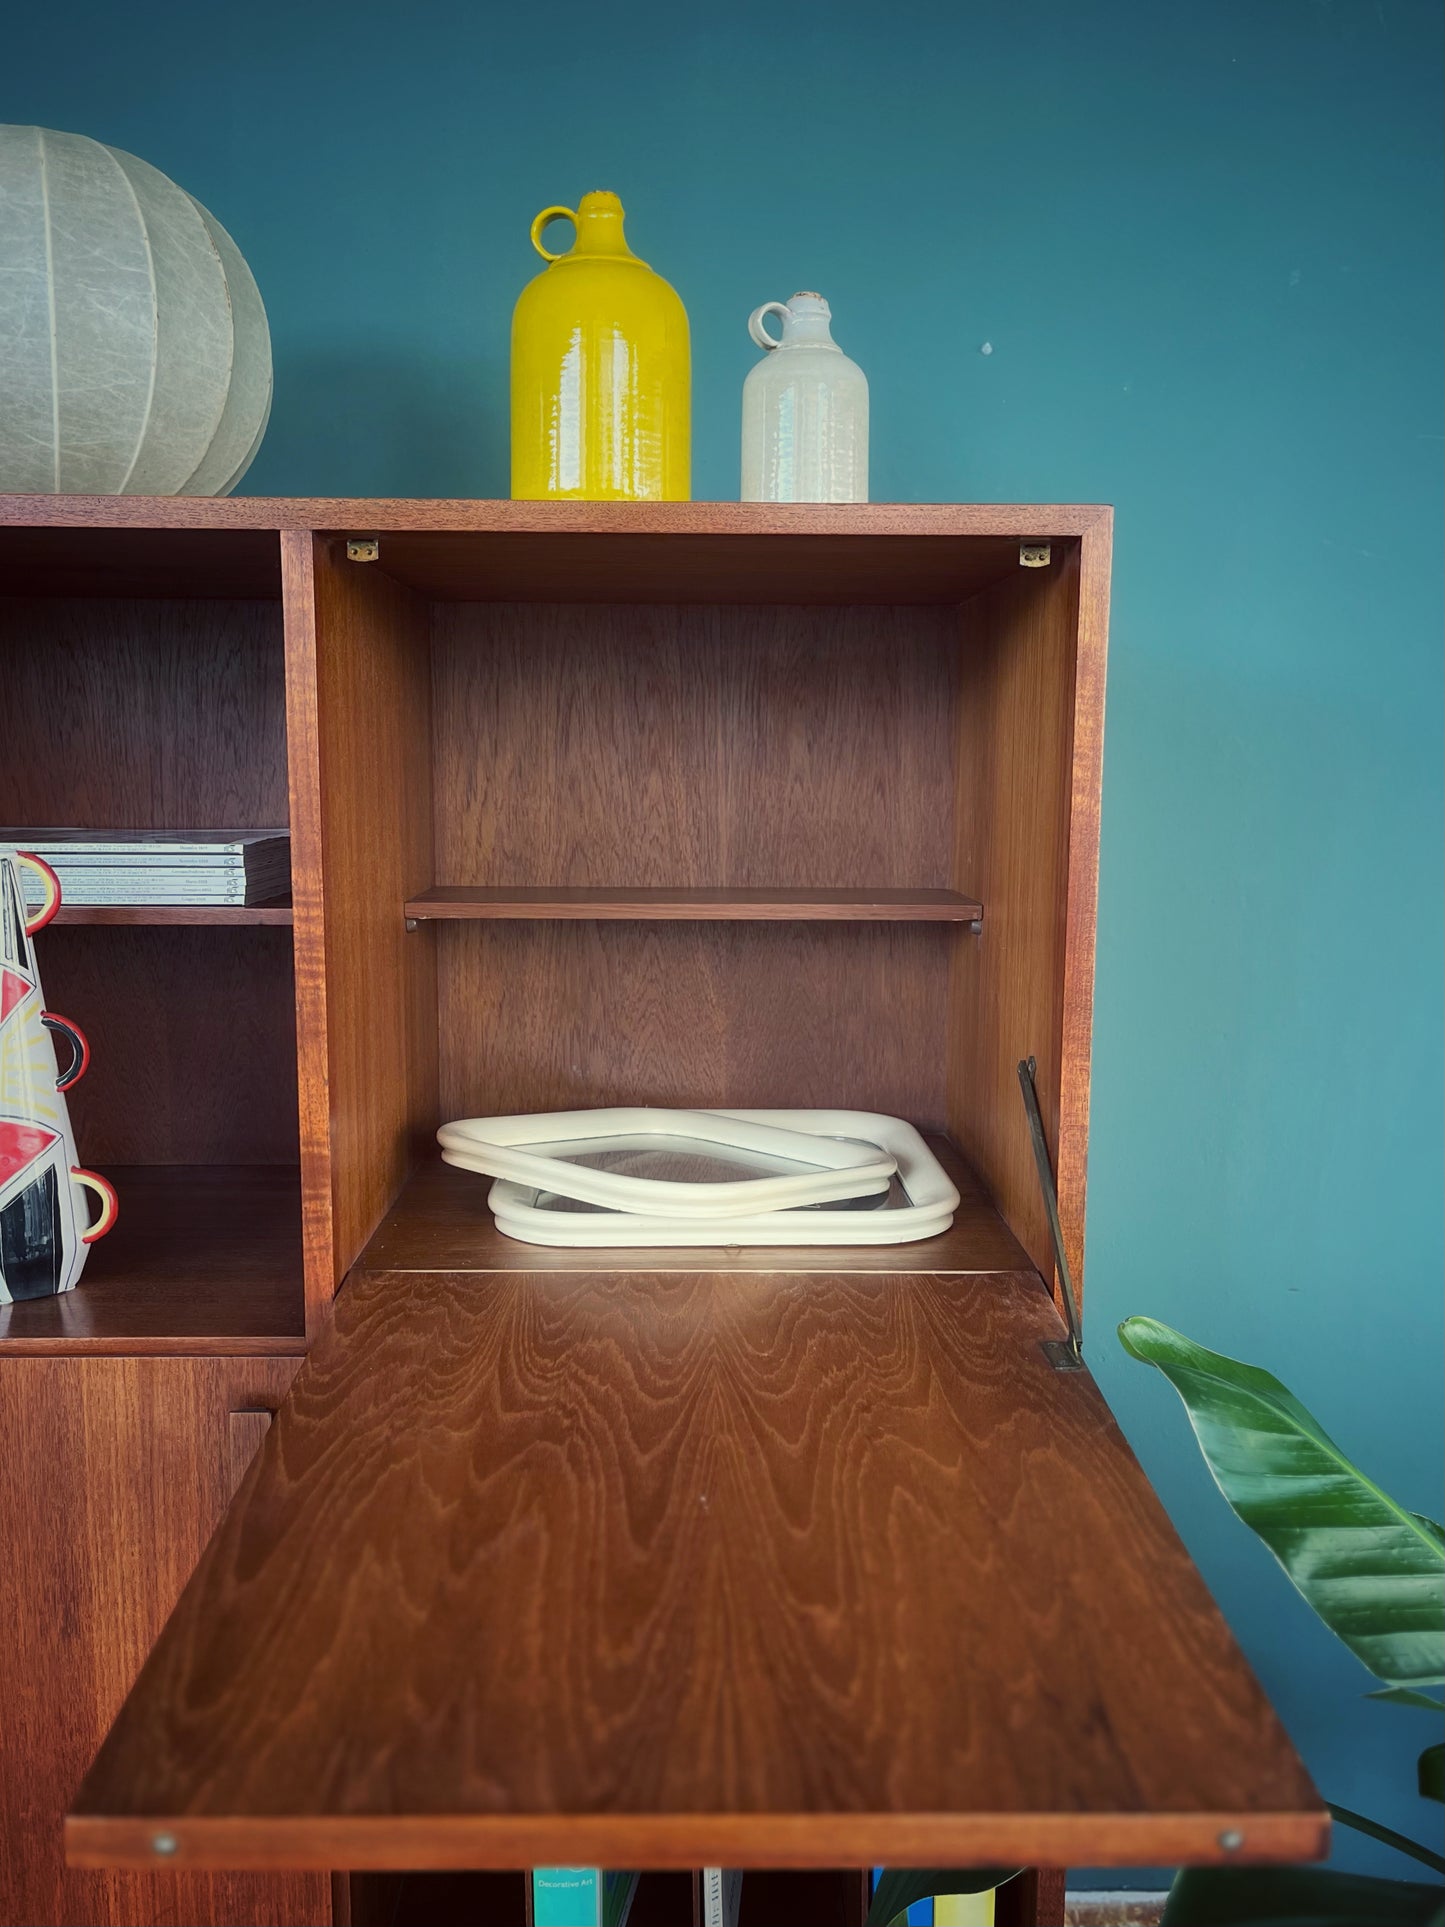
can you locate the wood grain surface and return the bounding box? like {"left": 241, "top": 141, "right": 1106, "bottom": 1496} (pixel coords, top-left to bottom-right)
{"left": 431, "top": 601, "right": 960, "bottom": 890}
{"left": 0, "top": 524, "right": 282, "bottom": 598}
{"left": 70, "top": 1263, "right": 1323, "bottom": 1872}
{"left": 0, "top": 496, "right": 1109, "bottom": 534}
{"left": 948, "top": 545, "right": 1084, "bottom": 1290}
{"left": 35, "top": 925, "right": 300, "bottom": 1166}
{"left": 358, "top": 1135, "right": 1031, "bottom": 1277}
{"left": 946, "top": 523, "right": 1108, "bottom": 1312}
{"left": 0, "top": 596, "right": 289, "bottom": 829}
{"left": 435, "top": 919, "right": 955, "bottom": 1127}
{"left": 283, "top": 532, "right": 439, "bottom": 1329}
{"left": 407, "top": 886, "right": 982, "bottom": 922}
{"left": 0, "top": 1355, "right": 325, "bottom": 1926}
{"left": 51, "top": 901, "right": 293, "bottom": 926}
{"left": 0, "top": 1166, "right": 306, "bottom": 1354}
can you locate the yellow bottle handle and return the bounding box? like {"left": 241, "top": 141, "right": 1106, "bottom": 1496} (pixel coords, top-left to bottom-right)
{"left": 530, "top": 206, "right": 577, "bottom": 263}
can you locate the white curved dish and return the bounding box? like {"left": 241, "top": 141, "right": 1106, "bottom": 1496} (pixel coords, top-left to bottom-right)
{"left": 436, "top": 1106, "right": 897, "bottom": 1219}
{"left": 487, "top": 1110, "right": 958, "bottom": 1247}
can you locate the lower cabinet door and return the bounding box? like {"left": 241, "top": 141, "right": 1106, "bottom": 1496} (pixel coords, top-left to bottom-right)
{"left": 0, "top": 1354, "right": 330, "bottom": 1927}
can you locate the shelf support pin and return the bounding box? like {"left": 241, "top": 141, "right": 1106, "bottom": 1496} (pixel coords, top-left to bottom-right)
{"left": 346, "top": 536, "right": 380, "bottom": 562}
{"left": 1017, "top": 1055, "right": 1084, "bottom": 1370}
{"left": 404, "top": 917, "right": 419, "bottom": 933}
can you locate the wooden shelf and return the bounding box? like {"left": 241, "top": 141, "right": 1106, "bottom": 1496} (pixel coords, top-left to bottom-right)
{"left": 360, "top": 1135, "right": 1032, "bottom": 1277}
{"left": 405, "top": 886, "right": 983, "bottom": 924}
{"left": 51, "top": 901, "right": 293, "bottom": 927}
{"left": 68, "top": 1226, "right": 1325, "bottom": 1872}
{"left": 0, "top": 1166, "right": 306, "bottom": 1355}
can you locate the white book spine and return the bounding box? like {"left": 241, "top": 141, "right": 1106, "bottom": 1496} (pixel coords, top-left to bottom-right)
{"left": 702, "top": 1868, "right": 743, "bottom": 1927}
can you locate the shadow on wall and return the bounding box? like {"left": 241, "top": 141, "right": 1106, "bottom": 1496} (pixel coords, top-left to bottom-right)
{"left": 250, "top": 348, "right": 509, "bottom": 498}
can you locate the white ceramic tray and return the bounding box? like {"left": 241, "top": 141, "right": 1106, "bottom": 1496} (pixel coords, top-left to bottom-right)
{"left": 436, "top": 1106, "right": 897, "bottom": 1218}
{"left": 486, "top": 1110, "right": 959, "bottom": 1247}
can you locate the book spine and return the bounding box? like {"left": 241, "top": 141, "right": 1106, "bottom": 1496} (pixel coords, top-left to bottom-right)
{"left": 934, "top": 1893, "right": 995, "bottom": 1926}
{"left": 530, "top": 1867, "right": 602, "bottom": 1927}
{"left": 701, "top": 1868, "right": 744, "bottom": 1927}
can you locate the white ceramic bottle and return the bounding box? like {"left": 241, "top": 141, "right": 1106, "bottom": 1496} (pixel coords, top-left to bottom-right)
{"left": 741, "top": 292, "right": 868, "bottom": 503}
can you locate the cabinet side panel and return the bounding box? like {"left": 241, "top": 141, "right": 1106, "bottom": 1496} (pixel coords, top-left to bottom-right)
{"left": 1055, "top": 519, "right": 1110, "bottom": 1310}
{"left": 0, "top": 1355, "right": 327, "bottom": 1927}
{"left": 284, "top": 534, "right": 438, "bottom": 1319}
{"left": 948, "top": 549, "right": 1085, "bottom": 1288}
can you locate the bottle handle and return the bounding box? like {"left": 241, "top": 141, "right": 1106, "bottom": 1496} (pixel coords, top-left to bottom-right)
{"left": 18, "top": 853, "right": 60, "bottom": 933}
{"left": 530, "top": 206, "right": 577, "bottom": 263}
{"left": 71, "top": 1167, "right": 118, "bottom": 1244}
{"left": 748, "top": 302, "right": 791, "bottom": 351}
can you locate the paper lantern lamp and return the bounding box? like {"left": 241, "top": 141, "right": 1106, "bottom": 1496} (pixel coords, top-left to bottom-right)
{"left": 0, "top": 125, "right": 272, "bottom": 495}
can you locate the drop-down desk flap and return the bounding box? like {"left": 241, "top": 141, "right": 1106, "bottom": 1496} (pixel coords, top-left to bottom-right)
{"left": 68, "top": 1263, "right": 1326, "bottom": 1872}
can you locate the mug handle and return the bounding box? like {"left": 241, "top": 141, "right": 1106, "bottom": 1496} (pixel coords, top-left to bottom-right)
{"left": 749, "top": 302, "right": 791, "bottom": 351}
{"left": 41, "top": 1012, "right": 90, "bottom": 1091}
{"left": 71, "top": 1167, "right": 118, "bottom": 1244}
{"left": 530, "top": 205, "right": 576, "bottom": 263}
{"left": 18, "top": 853, "right": 61, "bottom": 933}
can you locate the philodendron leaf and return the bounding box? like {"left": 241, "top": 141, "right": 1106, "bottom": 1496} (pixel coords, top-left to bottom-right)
{"left": 1161, "top": 1865, "right": 1445, "bottom": 1926}
{"left": 1118, "top": 1317, "right": 1445, "bottom": 1689}
{"left": 1421, "top": 1743, "right": 1444, "bottom": 1804}
{"left": 1368, "top": 1687, "right": 1445, "bottom": 1712}
{"left": 864, "top": 1869, "right": 1017, "bottom": 1927}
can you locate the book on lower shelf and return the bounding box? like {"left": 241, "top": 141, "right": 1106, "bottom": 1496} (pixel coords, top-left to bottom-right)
{"left": 698, "top": 1867, "right": 744, "bottom": 1927}
{"left": 934, "top": 1892, "right": 995, "bottom": 1925}
{"left": 529, "top": 1868, "right": 638, "bottom": 1927}
{"left": 9, "top": 829, "right": 290, "bottom": 907}
{"left": 873, "top": 1871, "right": 996, "bottom": 1925}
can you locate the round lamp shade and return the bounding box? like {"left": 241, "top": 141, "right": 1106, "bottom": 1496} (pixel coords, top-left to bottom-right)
{"left": 0, "top": 126, "right": 272, "bottom": 495}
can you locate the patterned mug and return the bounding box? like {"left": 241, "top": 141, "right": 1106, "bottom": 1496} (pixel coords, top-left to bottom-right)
{"left": 0, "top": 850, "right": 117, "bottom": 1302}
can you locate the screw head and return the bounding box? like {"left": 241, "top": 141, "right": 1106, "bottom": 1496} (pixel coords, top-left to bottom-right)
{"left": 1218, "top": 1828, "right": 1244, "bottom": 1852}
{"left": 150, "top": 1832, "right": 179, "bottom": 1857}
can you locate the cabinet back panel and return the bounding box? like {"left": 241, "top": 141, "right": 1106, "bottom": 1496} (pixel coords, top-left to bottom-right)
{"left": 0, "top": 598, "right": 288, "bottom": 831}
{"left": 436, "top": 921, "right": 951, "bottom": 1126}
{"left": 430, "top": 602, "right": 958, "bottom": 889}
{"left": 38, "top": 927, "right": 300, "bottom": 1164}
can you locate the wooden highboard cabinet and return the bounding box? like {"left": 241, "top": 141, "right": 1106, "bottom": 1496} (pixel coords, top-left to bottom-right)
{"left": 0, "top": 500, "right": 1325, "bottom": 1927}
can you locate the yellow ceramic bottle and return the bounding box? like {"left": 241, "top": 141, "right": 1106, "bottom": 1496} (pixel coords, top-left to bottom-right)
{"left": 511, "top": 191, "right": 690, "bottom": 501}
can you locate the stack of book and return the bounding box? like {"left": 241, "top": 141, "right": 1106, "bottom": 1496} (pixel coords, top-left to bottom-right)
{"left": 10, "top": 830, "right": 291, "bottom": 908}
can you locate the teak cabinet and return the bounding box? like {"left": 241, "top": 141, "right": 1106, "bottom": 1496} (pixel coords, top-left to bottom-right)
{"left": 0, "top": 500, "right": 1324, "bottom": 1927}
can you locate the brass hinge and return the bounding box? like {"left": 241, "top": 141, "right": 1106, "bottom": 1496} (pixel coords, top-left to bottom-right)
{"left": 1019, "top": 542, "right": 1051, "bottom": 569}
{"left": 346, "top": 537, "right": 380, "bottom": 562}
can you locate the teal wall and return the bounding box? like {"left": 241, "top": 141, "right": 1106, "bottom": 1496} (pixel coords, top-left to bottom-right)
{"left": 6, "top": 0, "right": 1441, "bottom": 1886}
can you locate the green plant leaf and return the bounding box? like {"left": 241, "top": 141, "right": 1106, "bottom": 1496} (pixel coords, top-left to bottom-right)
{"left": 1330, "top": 1803, "right": 1445, "bottom": 1875}
{"left": 1118, "top": 1317, "right": 1445, "bottom": 1688}
{"left": 1367, "top": 1687, "right": 1445, "bottom": 1712}
{"left": 864, "top": 1869, "right": 1018, "bottom": 1927}
{"left": 1161, "top": 1864, "right": 1445, "bottom": 1926}
{"left": 1421, "top": 1744, "right": 1444, "bottom": 1804}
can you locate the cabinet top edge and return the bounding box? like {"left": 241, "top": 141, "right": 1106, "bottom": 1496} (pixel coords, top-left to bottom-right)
{"left": 0, "top": 497, "right": 1113, "bottom": 537}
